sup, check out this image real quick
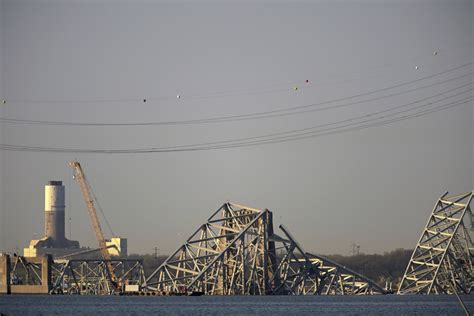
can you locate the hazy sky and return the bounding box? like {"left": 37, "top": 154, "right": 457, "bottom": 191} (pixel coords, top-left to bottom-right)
{"left": 0, "top": 0, "right": 472, "bottom": 256}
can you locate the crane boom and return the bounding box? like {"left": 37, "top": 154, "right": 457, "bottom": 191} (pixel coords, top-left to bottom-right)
{"left": 69, "top": 160, "right": 118, "bottom": 290}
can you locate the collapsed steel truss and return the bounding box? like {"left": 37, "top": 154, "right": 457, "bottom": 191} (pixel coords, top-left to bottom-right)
{"left": 398, "top": 191, "right": 474, "bottom": 294}
{"left": 145, "top": 202, "right": 385, "bottom": 295}
{"left": 304, "top": 253, "right": 384, "bottom": 295}
{"left": 8, "top": 255, "right": 47, "bottom": 288}
{"left": 7, "top": 256, "right": 145, "bottom": 295}
{"left": 145, "top": 203, "right": 276, "bottom": 295}
{"left": 10, "top": 193, "right": 473, "bottom": 296}
{"left": 50, "top": 259, "right": 146, "bottom": 295}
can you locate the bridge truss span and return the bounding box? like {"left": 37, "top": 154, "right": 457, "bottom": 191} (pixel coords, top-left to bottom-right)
{"left": 398, "top": 191, "right": 474, "bottom": 294}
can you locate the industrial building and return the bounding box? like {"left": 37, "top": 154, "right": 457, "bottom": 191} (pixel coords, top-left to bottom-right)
{"left": 106, "top": 237, "right": 127, "bottom": 257}
{"left": 24, "top": 181, "right": 80, "bottom": 257}
{"left": 23, "top": 180, "right": 128, "bottom": 258}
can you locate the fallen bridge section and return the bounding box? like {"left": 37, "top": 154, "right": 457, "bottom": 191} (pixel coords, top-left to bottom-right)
{"left": 51, "top": 258, "right": 146, "bottom": 295}
{"left": 144, "top": 202, "right": 386, "bottom": 295}
{"left": 398, "top": 191, "right": 474, "bottom": 295}
{"left": 0, "top": 254, "right": 52, "bottom": 294}
{"left": 304, "top": 252, "right": 386, "bottom": 295}
{"left": 0, "top": 254, "right": 145, "bottom": 295}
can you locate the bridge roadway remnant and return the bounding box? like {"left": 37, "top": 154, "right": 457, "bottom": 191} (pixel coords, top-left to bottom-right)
{"left": 0, "top": 254, "right": 145, "bottom": 295}
{"left": 0, "top": 254, "right": 52, "bottom": 294}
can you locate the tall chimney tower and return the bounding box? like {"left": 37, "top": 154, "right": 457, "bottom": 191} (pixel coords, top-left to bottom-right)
{"left": 23, "top": 180, "right": 80, "bottom": 257}
{"left": 44, "top": 180, "right": 66, "bottom": 244}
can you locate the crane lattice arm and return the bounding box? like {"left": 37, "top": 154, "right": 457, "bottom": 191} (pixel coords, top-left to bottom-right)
{"left": 69, "top": 160, "right": 118, "bottom": 288}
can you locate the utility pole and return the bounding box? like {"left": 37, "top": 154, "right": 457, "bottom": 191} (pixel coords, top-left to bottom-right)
{"left": 350, "top": 243, "right": 360, "bottom": 256}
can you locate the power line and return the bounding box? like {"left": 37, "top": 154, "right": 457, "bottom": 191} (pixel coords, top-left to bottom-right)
{"left": 144, "top": 96, "right": 471, "bottom": 152}
{"left": 1, "top": 99, "right": 469, "bottom": 153}
{"left": 1, "top": 49, "right": 460, "bottom": 104}
{"left": 1, "top": 89, "right": 471, "bottom": 154}
{"left": 1, "top": 63, "right": 472, "bottom": 126}
{"left": 136, "top": 85, "right": 474, "bottom": 150}
{"left": 15, "top": 83, "right": 474, "bottom": 152}
{"left": 47, "top": 83, "right": 470, "bottom": 152}
{"left": 203, "top": 96, "right": 473, "bottom": 150}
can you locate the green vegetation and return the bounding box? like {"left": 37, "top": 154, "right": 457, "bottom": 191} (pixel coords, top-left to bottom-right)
{"left": 327, "top": 248, "right": 413, "bottom": 288}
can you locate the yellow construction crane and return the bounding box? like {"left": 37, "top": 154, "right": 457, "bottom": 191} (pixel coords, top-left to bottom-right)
{"left": 69, "top": 160, "right": 119, "bottom": 292}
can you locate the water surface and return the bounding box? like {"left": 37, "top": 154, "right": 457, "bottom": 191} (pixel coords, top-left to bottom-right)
{"left": 1, "top": 294, "right": 473, "bottom": 315}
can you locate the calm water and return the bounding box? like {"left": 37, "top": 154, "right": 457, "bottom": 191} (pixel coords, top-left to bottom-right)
{"left": 0, "top": 295, "right": 473, "bottom": 315}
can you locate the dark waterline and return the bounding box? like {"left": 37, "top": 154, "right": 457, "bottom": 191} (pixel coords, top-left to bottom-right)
{"left": 1, "top": 294, "right": 473, "bottom": 315}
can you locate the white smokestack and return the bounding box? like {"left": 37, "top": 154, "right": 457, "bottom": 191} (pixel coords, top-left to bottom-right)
{"left": 44, "top": 180, "right": 66, "bottom": 243}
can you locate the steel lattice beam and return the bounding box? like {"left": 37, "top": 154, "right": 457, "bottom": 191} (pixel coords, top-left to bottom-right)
{"left": 50, "top": 259, "right": 146, "bottom": 295}
{"left": 145, "top": 203, "right": 278, "bottom": 295}
{"left": 398, "top": 191, "right": 474, "bottom": 294}
{"left": 303, "top": 253, "right": 385, "bottom": 295}
{"left": 8, "top": 202, "right": 385, "bottom": 295}
{"left": 145, "top": 202, "right": 385, "bottom": 295}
